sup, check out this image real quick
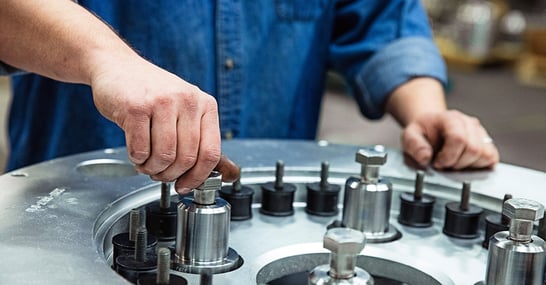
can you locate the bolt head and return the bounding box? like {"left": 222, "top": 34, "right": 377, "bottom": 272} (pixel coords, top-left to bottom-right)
{"left": 355, "top": 147, "right": 387, "bottom": 166}
{"left": 503, "top": 198, "right": 544, "bottom": 221}
{"left": 196, "top": 171, "right": 222, "bottom": 192}
{"left": 323, "top": 228, "right": 365, "bottom": 255}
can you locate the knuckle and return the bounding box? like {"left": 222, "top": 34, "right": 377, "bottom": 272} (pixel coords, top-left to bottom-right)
{"left": 202, "top": 149, "right": 221, "bottom": 167}
{"left": 179, "top": 153, "right": 199, "bottom": 169}
{"left": 447, "top": 132, "right": 466, "bottom": 145}
{"left": 128, "top": 149, "right": 150, "bottom": 163}
{"left": 465, "top": 143, "right": 482, "bottom": 157}
{"left": 470, "top": 117, "right": 481, "bottom": 126}
{"left": 154, "top": 95, "right": 175, "bottom": 109}
{"left": 203, "top": 95, "right": 218, "bottom": 112}
{"left": 157, "top": 151, "right": 177, "bottom": 165}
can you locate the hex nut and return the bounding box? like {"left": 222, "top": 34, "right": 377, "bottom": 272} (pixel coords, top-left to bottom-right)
{"left": 503, "top": 198, "right": 544, "bottom": 221}
{"left": 323, "top": 228, "right": 365, "bottom": 255}
{"left": 355, "top": 147, "right": 387, "bottom": 166}
{"left": 196, "top": 170, "right": 222, "bottom": 192}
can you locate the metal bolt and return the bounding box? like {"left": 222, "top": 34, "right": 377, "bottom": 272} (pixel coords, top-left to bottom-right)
{"left": 504, "top": 198, "right": 545, "bottom": 242}
{"left": 274, "top": 160, "right": 284, "bottom": 189}
{"left": 324, "top": 228, "right": 365, "bottom": 279}
{"left": 355, "top": 147, "right": 387, "bottom": 182}
{"left": 135, "top": 226, "right": 147, "bottom": 262}
{"left": 156, "top": 247, "right": 171, "bottom": 285}
{"left": 504, "top": 198, "right": 544, "bottom": 221}
{"left": 460, "top": 182, "right": 471, "bottom": 211}
{"left": 355, "top": 148, "right": 387, "bottom": 166}
{"left": 414, "top": 170, "right": 425, "bottom": 200}
{"left": 129, "top": 208, "right": 141, "bottom": 242}
{"left": 194, "top": 171, "right": 222, "bottom": 205}
{"left": 320, "top": 161, "right": 329, "bottom": 189}
{"left": 160, "top": 182, "right": 171, "bottom": 209}
{"left": 233, "top": 167, "right": 242, "bottom": 192}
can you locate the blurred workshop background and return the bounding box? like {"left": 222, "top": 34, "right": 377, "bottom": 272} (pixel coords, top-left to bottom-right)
{"left": 0, "top": 0, "right": 545, "bottom": 172}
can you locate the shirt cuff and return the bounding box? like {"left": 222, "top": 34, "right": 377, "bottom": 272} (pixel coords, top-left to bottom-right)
{"left": 353, "top": 37, "right": 447, "bottom": 119}
{"left": 0, "top": 62, "right": 24, "bottom": 76}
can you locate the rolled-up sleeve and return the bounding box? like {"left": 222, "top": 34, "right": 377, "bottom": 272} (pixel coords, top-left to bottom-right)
{"left": 329, "top": 0, "right": 447, "bottom": 119}
{"left": 0, "top": 61, "right": 22, "bottom": 76}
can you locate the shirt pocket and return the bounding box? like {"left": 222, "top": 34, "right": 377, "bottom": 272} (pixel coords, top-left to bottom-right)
{"left": 275, "top": 0, "right": 329, "bottom": 21}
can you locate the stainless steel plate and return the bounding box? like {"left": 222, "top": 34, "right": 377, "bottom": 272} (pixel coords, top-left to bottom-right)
{"left": 0, "top": 139, "right": 545, "bottom": 284}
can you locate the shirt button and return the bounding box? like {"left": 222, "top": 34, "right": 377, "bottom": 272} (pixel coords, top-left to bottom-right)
{"left": 224, "top": 58, "right": 234, "bottom": 70}
{"left": 224, "top": 130, "right": 234, "bottom": 139}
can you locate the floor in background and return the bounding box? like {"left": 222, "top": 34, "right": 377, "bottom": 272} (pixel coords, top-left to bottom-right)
{"left": 318, "top": 67, "right": 546, "bottom": 173}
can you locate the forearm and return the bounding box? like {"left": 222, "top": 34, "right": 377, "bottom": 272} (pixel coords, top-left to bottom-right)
{"left": 385, "top": 77, "right": 447, "bottom": 126}
{"left": 0, "top": 0, "right": 136, "bottom": 84}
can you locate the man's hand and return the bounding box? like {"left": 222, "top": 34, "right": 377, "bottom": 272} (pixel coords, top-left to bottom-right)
{"left": 91, "top": 57, "right": 225, "bottom": 193}
{"left": 386, "top": 77, "right": 499, "bottom": 170}
{"left": 0, "top": 0, "right": 240, "bottom": 191}
{"left": 402, "top": 110, "right": 499, "bottom": 169}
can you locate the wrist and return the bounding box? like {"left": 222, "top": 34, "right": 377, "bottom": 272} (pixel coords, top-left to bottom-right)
{"left": 385, "top": 77, "right": 447, "bottom": 126}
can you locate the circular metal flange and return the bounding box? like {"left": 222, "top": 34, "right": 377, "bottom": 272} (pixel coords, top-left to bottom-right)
{"left": 364, "top": 224, "right": 402, "bottom": 243}
{"left": 174, "top": 247, "right": 243, "bottom": 274}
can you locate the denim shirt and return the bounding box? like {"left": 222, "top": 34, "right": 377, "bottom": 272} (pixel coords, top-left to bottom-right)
{"left": 7, "top": 0, "right": 446, "bottom": 171}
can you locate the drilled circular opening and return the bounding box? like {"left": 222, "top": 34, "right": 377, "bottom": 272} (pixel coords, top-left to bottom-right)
{"left": 256, "top": 249, "right": 454, "bottom": 285}
{"left": 76, "top": 159, "right": 138, "bottom": 178}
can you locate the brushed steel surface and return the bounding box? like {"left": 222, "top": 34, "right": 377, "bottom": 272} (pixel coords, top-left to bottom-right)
{"left": 0, "top": 139, "right": 544, "bottom": 284}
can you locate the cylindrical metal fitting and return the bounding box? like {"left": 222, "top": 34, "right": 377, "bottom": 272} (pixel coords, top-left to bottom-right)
{"left": 484, "top": 198, "right": 546, "bottom": 285}
{"left": 342, "top": 147, "right": 393, "bottom": 239}
{"left": 342, "top": 176, "right": 393, "bottom": 235}
{"left": 176, "top": 171, "right": 231, "bottom": 264}
{"left": 486, "top": 232, "right": 546, "bottom": 285}
{"left": 176, "top": 198, "right": 231, "bottom": 264}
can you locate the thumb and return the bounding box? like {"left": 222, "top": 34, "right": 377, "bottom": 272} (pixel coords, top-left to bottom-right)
{"left": 214, "top": 154, "right": 240, "bottom": 183}
{"left": 401, "top": 123, "right": 435, "bottom": 167}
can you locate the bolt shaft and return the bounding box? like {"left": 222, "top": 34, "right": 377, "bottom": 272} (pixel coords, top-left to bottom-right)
{"left": 129, "top": 208, "right": 141, "bottom": 241}
{"left": 160, "top": 182, "right": 171, "bottom": 209}
{"left": 360, "top": 165, "right": 379, "bottom": 183}
{"left": 460, "top": 182, "right": 471, "bottom": 211}
{"left": 135, "top": 226, "right": 147, "bottom": 262}
{"left": 156, "top": 247, "right": 171, "bottom": 285}
{"left": 414, "top": 170, "right": 424, "bottom": 200}
{"left": 509, "top": 220, "right": 534, "bottom": 242}
{"left": 320, "top": 161, "right": 329, "bottom": 189}
{"left": 329, "top": 253, "right": 358, "bottom": 279}
{"left": 233, "top": 167, "right": 242, "bottom": 192}
{"left": 274, "top": 160, "right": 284, "bottom": 189}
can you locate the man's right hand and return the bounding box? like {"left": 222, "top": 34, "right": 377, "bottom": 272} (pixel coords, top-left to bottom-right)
{"left": 91, "top": 57, "right": 225, "bottom": 193}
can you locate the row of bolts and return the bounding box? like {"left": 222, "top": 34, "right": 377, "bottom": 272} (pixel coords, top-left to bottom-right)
{"left": 117, "top": 149, "right": 546, "bottom": 285}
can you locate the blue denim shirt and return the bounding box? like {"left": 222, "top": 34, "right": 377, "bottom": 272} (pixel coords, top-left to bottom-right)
{"left": 7, "top": 0, "right": 446, "bottom": 170}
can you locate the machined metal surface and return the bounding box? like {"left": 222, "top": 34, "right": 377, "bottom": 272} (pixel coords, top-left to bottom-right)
{"left": 484, "top": 198, "right": 546, "bottom": 285}
{"left": 0, "top": 139, "right": 545, "bottom": 284}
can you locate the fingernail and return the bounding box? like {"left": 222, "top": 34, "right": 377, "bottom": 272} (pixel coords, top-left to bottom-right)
{"left": 416, "top": 148, "right": 432, "bottom": 165}
{"left": 176, "top": 187, "right": 191, "bottom": 195}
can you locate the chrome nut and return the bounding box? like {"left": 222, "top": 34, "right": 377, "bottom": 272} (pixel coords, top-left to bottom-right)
{"left": 504, "top": 198, "right": 544, "bottom": 222}
{"left": 355, "top": 147, "right": 387, "bottom": 166}
{"left": 324, "top": 228, "right": 365, "bottom": 255}
{"left": 196, "top": 171, "right": 222, "bottom": 192}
